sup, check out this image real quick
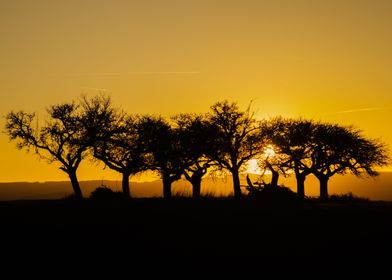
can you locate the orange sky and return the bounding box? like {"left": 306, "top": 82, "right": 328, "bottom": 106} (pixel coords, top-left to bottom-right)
{"left": 1, "top": 0, "right": 391, "bottom": 182}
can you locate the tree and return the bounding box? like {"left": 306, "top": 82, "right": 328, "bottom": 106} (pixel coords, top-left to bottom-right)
{"left": 173, "top": 113, "right": 219, "bottom": 198}
{"left": 81, "top": 95, "right": 147, "bottom": 198}
{"left": 208, "top": 100, "right": 262, "bottom": 198}
{"left": 266, "top": 117, "right": 315, "bottom": 198}
{"left": 137, "top": 115, "right": 184, "bottom": 198}
{"left": 5, "top": 102, "right": 88, "bottom": 199}
{"left": 256, "top": 119, "right": 292, "bottom": 188}
{"left": 255, "top": 144, "right": 290, "bottom": 188}
{"left": 310, "top": 123, "right": 389, "bottom": 199}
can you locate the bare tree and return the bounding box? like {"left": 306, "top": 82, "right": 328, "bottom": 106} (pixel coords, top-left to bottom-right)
{"left": 5, "top": 102, "right": 88, "bottom": 199}
{"left": 256, "top": 119, "right": 292, "bottom": 188}
{"left": 137, "top": 115, "right": 184, "bottom": 198}
{"left": 266, "top": 117, "right": 315, "bottom": 198}
{"left": 173, "top": 113, "right": 219, "bottom": 197}
{"left": 310, "top": 123, "right": 389, "bottom": 199}
{"left": 81, "top": 95, "right": 147, "bottom": 198}
{"left": 208, "top": 101, "right": 262, "bottom": 198}
{"left": 256, "top": 144, "right": 291, "bottom": 188}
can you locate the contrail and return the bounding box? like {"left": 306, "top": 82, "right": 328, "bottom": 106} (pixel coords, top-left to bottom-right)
{"left": 81, "top": 87, "right": 110, "bottom": 92}
{"left": 319, "top": 106, "right": 390, "bottom": 117}
{"left": 69, "top": 71, "right": 199, "bottom": 76}
{"left": 132, "top": 71, "right": 199, "bottom": 74}
{"left": 335, "top": 107, "right": 384, "bottom": 114}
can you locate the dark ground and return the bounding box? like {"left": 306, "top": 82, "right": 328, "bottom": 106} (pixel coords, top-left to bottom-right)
{"left": 0, "top": 197, "right": 391, "bottom": 275}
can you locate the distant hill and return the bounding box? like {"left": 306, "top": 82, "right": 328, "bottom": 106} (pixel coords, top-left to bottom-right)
{"left": 0, "top": 172, "right": 391, "bottom": 201}
{"left": 276, "top": 172, "right": 392, "bottom": 201}
{"left": 0, "top": 180, "right": 162, "bottom": 201}
{"left": 0, "top": 175, "right": 234, "bottom": 201}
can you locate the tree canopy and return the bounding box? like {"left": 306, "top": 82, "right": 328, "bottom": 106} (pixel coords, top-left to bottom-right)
{"left": 173, "top": 113, "right": 219, "bottom": 197}
{"left": 207, "top": 100, "right": 263, "bottom": 198}
{"left": 310, "top": 123, "right": 389, "bottom": 199}
{"left": 5, "top": 102, "right": 89, "bottom": 198}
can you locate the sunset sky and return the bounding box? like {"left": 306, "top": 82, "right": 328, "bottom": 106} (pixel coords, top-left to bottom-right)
{"left": 1, "top": 0, "right": 391, "bottom": 183}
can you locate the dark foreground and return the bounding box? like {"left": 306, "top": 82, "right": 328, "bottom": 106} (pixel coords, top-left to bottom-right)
{"left": 1, "top": 197, "right": 391, "bottom": 274}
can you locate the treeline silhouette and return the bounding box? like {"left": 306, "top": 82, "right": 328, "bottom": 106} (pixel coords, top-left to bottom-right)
{"left": 4, "top": 95, "right": 389, "bottom": 200}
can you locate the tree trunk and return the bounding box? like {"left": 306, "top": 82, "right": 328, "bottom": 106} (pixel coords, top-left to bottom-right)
{"left": 232, "top": 169, "right": 242, "bottom": 198}
{"left": 296, "top": 175, "right": 305, "bottom": 198}
{"left": 162, "top": 175, "right": 172, "bottom": 198}
{"left": 68, "top": 169, "right": 83, "bottom": 199}
{"left": 122, "top": 173, "right": 131, "bottom": 198}
{"left": 191, "top": 175, "right": 202, "bottom": 198}
{"left": 271, "top": 170, "right": 279, "bottom": 188}
{"left": 319, "top": 176, "right": 329, "bottom": 200}
{"left": 184, "top": 171, "right": 203, "bottom": 198}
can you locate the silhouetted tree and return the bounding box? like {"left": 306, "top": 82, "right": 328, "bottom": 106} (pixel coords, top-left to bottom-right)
{"left": 310, "top": 123, "right": 389, "bottom": 199}
{"left": 173, "top": 113, "right": 219, "bottom": 197}
{"left": 5, "top": 102, "right": 88, "bottom": 199}
{"left": 208, "top": 101, "right": 262, "bottom": 198}
{"left": 267, "top": 118, "right": 315, "bottom": 198}
{"left": 137, "top": 115, "right": 184, "bottom": 198}
{"left": 81, "top": 95, "right": 147, "bottom": 198}
{"left": 256, "top": 119, "right": 293, "bottom": 188}
{"left": 255, "top": 144, "right": 290, "bottom": 188}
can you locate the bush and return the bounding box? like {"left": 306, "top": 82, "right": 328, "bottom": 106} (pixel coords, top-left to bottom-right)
{"left": 90, "top": 186, "right": 123, "bottom": 200}
{"left": 328, "top": 192, "right": 369, "bottom": 203}
{"left": 246, "top": 182, "right": 299, "bottom": 203}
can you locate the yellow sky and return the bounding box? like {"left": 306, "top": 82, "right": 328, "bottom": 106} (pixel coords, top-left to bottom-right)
{"left": 1, "top": 0, "right": 392, "bottom": 182}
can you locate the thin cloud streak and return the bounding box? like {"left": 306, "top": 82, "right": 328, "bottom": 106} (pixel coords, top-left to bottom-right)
{"left": 81, "top": 87, "right": 110, "bottom": 92}
{"left": 335, "top": 107, "right": 384, "bottom": 114}
{"left": 69, "top": 71, "right": 199, "bottom": 76}
{"left": 135, "top": 71, "right": 199, "bottom": 74}
{"left": 319, "top": 106, "right": 390, "bottom": 117}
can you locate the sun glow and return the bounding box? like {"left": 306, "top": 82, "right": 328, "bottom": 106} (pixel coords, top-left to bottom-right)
{"left": 1, "top": 0, "right": 391, "bottom": 185}
{"left": 264, "top": 145, "right": 276, "bottom": 158}
{"left": 247, "top": 159, "right": 262, "bottom": 175}
{"left": 246, "top": 145, "right": 277, "bottom": 175}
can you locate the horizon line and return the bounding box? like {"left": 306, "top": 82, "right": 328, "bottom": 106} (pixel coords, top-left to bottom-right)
{"left": 1, "top": 170, "right": 392, "bottom": 184}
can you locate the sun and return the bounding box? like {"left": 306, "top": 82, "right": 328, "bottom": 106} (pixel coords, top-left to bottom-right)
{"left": 263, "top": 145, "right": 276, "bottom": 158}
{"left": 247, "top": 159, "right": 262, "bottom": 175}
{"left": 246, "top": 145, "right": 277, "bottom": 175}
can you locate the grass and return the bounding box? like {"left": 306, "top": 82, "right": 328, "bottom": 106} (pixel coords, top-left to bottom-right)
{"left": 328, "top": 192, "right": 370, "bottom": 203}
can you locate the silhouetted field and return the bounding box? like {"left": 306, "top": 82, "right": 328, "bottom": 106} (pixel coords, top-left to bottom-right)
{"left": 0, "top": 197, "right": 391, "bottom": 275}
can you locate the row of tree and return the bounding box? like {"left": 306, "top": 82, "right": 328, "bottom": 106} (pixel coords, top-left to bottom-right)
{"left": 5, "top": 95, "right": 389, "bottom": 199}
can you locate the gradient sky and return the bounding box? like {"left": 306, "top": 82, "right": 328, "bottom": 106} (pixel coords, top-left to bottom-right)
{"left": 1, "top": 0, "right": 392, "bottom": 182}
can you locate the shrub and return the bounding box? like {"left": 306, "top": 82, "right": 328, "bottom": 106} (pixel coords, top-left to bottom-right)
{"left": 246, "top": 182, "right": 299, "bottom": 203}
{"left": 328, "top": 192, "right": 369, "bottom": 203}
{"left": 90, "top": 186, "right": 123, "bottom": 200}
